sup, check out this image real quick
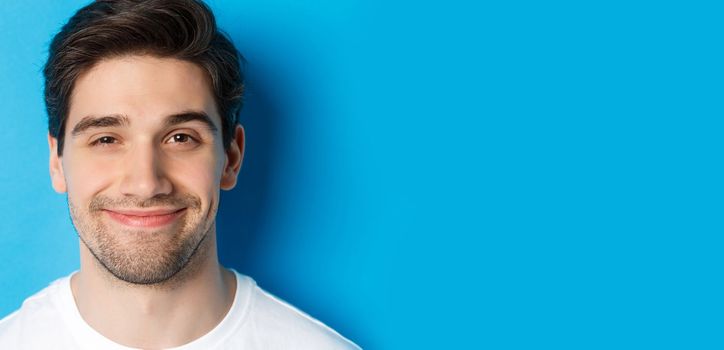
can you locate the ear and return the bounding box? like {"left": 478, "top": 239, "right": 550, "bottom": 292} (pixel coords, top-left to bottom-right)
{"left": 220, "top": 125, "right": 245, "bottom": 190}
{"left": 48, "top": 134, "right": 67, "bottom": 193}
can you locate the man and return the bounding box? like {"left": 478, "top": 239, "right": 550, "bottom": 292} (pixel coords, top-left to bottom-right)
{"left": 0, "top": 1, "right": 359, "bottom": 349}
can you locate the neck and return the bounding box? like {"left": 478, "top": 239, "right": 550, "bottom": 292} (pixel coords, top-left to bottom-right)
{"left": 71, "top": 230, "right": 237, "bottom": 349}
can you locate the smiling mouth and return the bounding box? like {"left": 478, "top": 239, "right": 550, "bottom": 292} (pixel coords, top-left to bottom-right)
{"left": 103, "top": 208, "right": 187, "bottom": 228}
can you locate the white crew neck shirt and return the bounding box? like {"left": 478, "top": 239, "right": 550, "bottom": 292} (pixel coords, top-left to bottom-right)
{"left": 0, "top": 271, "right": 360, "bottom": 350}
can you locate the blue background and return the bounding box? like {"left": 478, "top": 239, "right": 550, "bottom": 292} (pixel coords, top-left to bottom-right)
{"left": 0, "top": 0, "right": 722, "bottom": 349}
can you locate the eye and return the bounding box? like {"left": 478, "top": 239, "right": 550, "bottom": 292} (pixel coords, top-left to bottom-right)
{"left": 90, "top": 136, "right": 118, "bottom": 146}
{"left": 166, "top": 133, "right": 198, "bottom": 145}
{"left": 172, "top": 134, "right": 189, "bottom": 143}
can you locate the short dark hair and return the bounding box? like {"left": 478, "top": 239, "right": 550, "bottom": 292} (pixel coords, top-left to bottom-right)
{"left": 44, "top": 0, "right": 245, "bottom": 156}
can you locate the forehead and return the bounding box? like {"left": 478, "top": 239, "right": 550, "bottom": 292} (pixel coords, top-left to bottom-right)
{"left": 68, "top": 55, "right": 220, "bottom": 130}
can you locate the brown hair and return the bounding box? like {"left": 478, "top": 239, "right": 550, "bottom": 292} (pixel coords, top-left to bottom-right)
{"left": 44, "top": 0, "right": 245, "bottom": 155}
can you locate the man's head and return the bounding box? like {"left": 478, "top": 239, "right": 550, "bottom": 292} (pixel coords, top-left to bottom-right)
{"left": 44, "top": 0, "right": 245, "bottom": 285}
{"left": 45, "top": 0, "right": 244, "bottom": 156}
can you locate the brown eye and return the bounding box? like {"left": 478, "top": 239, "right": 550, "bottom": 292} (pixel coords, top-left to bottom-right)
{"left": 91, "top": 136, "right": 117, "bottom": 146}
{"left": 169, "top": 134, "right": 193, "bottom": 143}
{"left": 167, "top": 133, "right": 198, "bottom": 145}
{"left": 172, "top": 134, "right": 190, "bottom": 143}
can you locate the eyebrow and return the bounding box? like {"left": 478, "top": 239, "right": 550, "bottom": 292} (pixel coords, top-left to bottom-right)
{"left": 164, "top": 111, "right": 218, "bottom": 133}
{"left": 71, "top": 114, "right": 130, "bottom": 136}
{"left": 70, "top": 111, "right": 218, "bottom": 137}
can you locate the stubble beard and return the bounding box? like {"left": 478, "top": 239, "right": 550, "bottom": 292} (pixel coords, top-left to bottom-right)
{"left": 68, "top": 193, "right": 215, "bottom": 286}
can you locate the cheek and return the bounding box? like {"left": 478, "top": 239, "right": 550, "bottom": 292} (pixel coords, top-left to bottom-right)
{"left": 62, "top": 156, "right": 116, "bottom": 199}
{"left": 166, "top": 153, "right": 221, "bottom": 197}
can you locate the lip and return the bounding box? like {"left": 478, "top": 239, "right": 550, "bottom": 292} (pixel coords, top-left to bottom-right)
{"left": 103, "top": 208, "right": 186, "bottom": 228}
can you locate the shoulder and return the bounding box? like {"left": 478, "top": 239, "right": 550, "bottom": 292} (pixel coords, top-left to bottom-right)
{"left": 234, "top": 274, "right": 361, "bottom": 350}
{"left": 0, "top": 276, "right": 72, "bottom": 348}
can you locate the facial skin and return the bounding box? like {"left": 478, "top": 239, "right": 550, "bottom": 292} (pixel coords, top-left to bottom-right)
{"left": 48, "top": 55, "right": 244, "bottom": 286}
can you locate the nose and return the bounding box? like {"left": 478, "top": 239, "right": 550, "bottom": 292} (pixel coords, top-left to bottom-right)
{"left": 118, "top": 142, "right": 173, "bottom": 199}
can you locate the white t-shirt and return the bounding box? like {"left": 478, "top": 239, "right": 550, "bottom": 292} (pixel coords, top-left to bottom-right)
{"left": 0, "top": 271, "right": 360, "bottom": 350}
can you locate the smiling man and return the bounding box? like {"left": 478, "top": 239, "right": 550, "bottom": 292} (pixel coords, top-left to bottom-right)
{"left": 0, "top": 1, "right": 359, "bottom": 349}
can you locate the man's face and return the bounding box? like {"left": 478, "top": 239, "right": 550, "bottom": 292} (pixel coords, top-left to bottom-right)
{"left": 48, "top": 55, "right": 243, "bottom": 284}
